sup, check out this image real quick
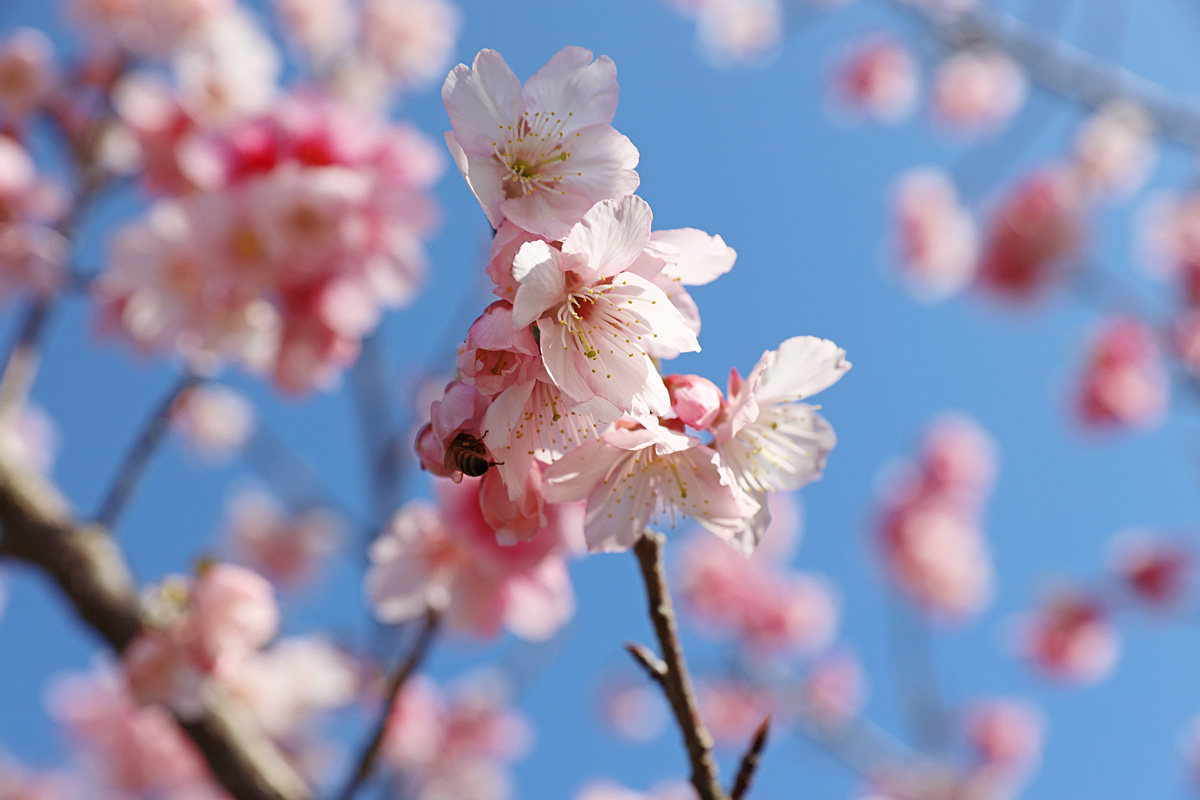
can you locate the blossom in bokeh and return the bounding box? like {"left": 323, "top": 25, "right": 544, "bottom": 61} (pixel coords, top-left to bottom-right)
{"left": 931, "top": 49, "right": 1025, "bottom": 134}
{"left": 696, "top": 678, "right": 774, "bottom": 747}
{"left": 443, "top": 46, "right": 640, "bottom": 239}
{"left": 362, "top": 0, "right": 460, "bottom": 91}
{"left": 382, "top": 672, "right": 531, "bottom": 800}
{"left": 890, "top": 167, "right": 979, "bottom": 301}
{"left": 964, "top": 697, "right": 1045, "bottom": 777}
{"left": 367, "top": 478, "right": 576, "bottom": 640}
{"left": 0, "top": 136, "right": 66, "bottom": 301}
{"left": 1108, "top": 530, "right": 1191, "bottom": 610}
{"left": 222, "top": 491, "right": 342, "bottom": 588}
{"left": 877, "top": 414, "right": 998, "bottom": 620}
{"left": 69, "top": 0, "right": 234, "bottom": 57}
{"left": 0, "top": 402, "right": 58, "bottom": 475}
{"left": 695, "top": 0, "right": 784, "bottom": 66}
{"left": 1072, "top": 102, "right": 1155, "bottom": 198}
{"left": 829, "top": 34, "right": 919, "bottom": 124}
{"left": 599, "top": 677, "right": 667, "bottom": 743}
{"left": 1018, "top": 589, "right": 1119, "bottom": 684}
{"left": 0, "top": 29, "right": 56, "bottom": 122}
{"left": 976, "top": 167, "right": 1084, "bottom": 300}
{"left": 801, "top": 650, "right": 866, "bottom": 728}
{"left": 1075, "top": 316, "right": 1167, "bottom": 430}
{"left": 271, "top": 0, "right": 355, "bottom": 65}
{"left": 171, "top": 384, "right": 256, "bottom": 460}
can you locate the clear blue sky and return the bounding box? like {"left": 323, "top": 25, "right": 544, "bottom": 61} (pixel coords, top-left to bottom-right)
{"left": 3, "top": 0, "right": 1200, "bottom": 798}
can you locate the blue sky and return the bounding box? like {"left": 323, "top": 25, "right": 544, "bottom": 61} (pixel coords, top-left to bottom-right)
{"left": 3, "top": 0, "right": 1200, "bottom": 798}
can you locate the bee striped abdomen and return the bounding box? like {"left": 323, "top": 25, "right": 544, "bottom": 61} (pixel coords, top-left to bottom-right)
{"left": 444, "top": 432, "right": 502, "bottom": 477}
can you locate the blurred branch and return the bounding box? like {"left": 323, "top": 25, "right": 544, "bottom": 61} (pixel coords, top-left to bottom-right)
{"left": 729, "top": 717, "right": 770, "bottom": 800}
{"left": 632, "top": 532, "right": 727, "bottom": 800}
{"left": 93, "top": 371, "right": 203, "bottom": 530}
{"left": 887, "top": 598, "right": 950, "bottom": 754}
{"left": 336, "top": 608, "right": 441, "bottom": 800}
{"left": 243, "top": 424, "right": 363, "bottom": 525}
{"left": 350, "top": 332, "right": 399, "bottom": 531}
{"left": 0, "top": 452, "right": 311, "bottom": 800}
{"left": 0, "top": 299, "right": 54, "bottom": 420}
{"left": 889, "top": 0, "right": 1200, "bottom": 150}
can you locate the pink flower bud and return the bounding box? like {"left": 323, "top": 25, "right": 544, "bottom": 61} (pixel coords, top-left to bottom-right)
{"left": 664, "top": 373, "right": 724, "bottom": 430}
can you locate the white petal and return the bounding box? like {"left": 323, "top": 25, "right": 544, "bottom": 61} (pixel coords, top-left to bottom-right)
{"left": 522, "top": 47, "right": 619, "bottom": 130}
{"left": 442, "top": 49, "right": 523, "bottom": 153}
{"left": 651, "top": 228, "right": 737, "bottom": 286}
{"left": 755, "top": 336, "right": 851, "bottom": 403}
{"left": 511, "top": 241, "right": 566, "bottom": 327}
{"left": 562, "top": 196, "right": 653, "bottom": 279}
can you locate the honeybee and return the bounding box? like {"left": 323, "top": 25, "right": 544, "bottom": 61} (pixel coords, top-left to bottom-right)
{"left": 444, "top": 432, "right": 503, "bottom": 481}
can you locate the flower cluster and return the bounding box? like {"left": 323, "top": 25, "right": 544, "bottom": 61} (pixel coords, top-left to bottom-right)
{"left": 0, "top": 135, "right": 67, "bottom": 303}
{"left": 409, "top": 46, "right": 851, "bottom": 567}
{"left": 96, "top": 95, "right": 443, "bottom": 391}
{"left": 877, "top": 414, "right": 999, "bottom": 620}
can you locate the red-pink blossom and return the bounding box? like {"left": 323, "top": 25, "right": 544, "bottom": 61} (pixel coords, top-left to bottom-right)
{"left": 1018, "top": 590, "right": 1119, "bottom": 684}
{"left": 1075, "top": 316, "right": 1167, "bottom": 430}
{"left": 830, "top": 34, "right": 919, "bottom": 124}
{"left": 932, "top": 49, "right": 1025, "bottom": 134}
{"left": 0, "top": 136, "right": 66, "bottom": 301}
{"left": 964, "top": 697, "right": 1045, "bottom": 775}
{"left": 976, "top": 167, "right": 1085, "bottom": 301}
{"left": 1108, "top": 530, "right": 1192, "bottom": 610}
{"left": 890, "top": 168, "right": 979, "bottom": 301}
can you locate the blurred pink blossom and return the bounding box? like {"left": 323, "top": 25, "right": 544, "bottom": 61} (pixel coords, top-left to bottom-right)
{"left": 272, "top": 0, "right": 355, "bottom": 65}
{"left": 1072, "top": 102, "right": 1155, "bottom": 198}
{"left": 69, "top": 0, "right": 233, "bottom": 57}
{"left": 382, "top": 672, "right": 531, "bottom": 800}
{"left": 1108, "top": 530, "right": 1192, "bottom": 610}
{"left": 222, "top": 491, "right": 342, "bottom": 588}
{"left": 890, "top": 167, "right": 979, "bottom": 301}
{"left": 362, "top": 0, "right": 460, "bottom": 91}
{"left": 1075, "top": 316, "right": 1167, "bottom": 430}
{"left": 0, "top": 402, "right": 58, "bottom": 475}
{"left": 696, "top": 678, "right": 773, "bottom": 747}
{"left": 695, "top": 0, "right": 784, "bottom": 66}
{"left": 0, "top": 29, "right": 57, "bottom": 121}
{"left": 1018, "top": 590, "right": 1120, "bottom": 684}
{"left": 931, "top": 49, "right": 1025, "bottom": 134}
{"left": 964, "top": 697, "right": 1045, "bottom": 776}
{"left": 0, "top": 136, "right": 66, "bottom": 300}
{"left": 171, "top": 384, "right": 256, "bottom": 460}
{"left": 830, "top": 34, "right": 919, "bottom": 124}
{"left": 599, "top": 677, "right": 667, "bottom": 743}
{"left": 802, "top": 650, "right": 866, "bottom": 727}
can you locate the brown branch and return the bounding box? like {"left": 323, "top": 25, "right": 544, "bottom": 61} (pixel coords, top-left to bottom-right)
{"left": 0, "top": 453, "right": 311, "bottom": 800}
{"left": 890, "top": 0, "right": 1200, "bottom": 151}
{"left": 94, "top": 371, "right": 203, "bottom": 529}
{"left": 729, "top": 717, "right": 770, "bottom": 800}
{"left": 624, "top": 641, "right": 667, "bottom": 683}
{"left": 632, "top": 532, "right": 727, "bottom": 800}
{"left": 336, "top": 608, "right": 441, "bottom": 800}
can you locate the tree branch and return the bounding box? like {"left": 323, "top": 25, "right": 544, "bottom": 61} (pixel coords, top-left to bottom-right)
{"left": 890, "top": 0, "right": 1200, "bottom": 151}
{"left": 0, "top": 453, "right": 311, "bottom": 800}
{"left": 729, "top": 717, "right": 770, "bottom": 800}
{"left": 94, "top": 371, "right": 202, "bottom": 529}
{"left": 632, "top": 532, "right": 727, "bottom": 800}
{"left": 336, "top": 608, "right": 441, "bottom": 800}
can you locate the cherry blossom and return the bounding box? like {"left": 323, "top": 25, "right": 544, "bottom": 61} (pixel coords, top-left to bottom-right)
{"left": 221, "top": 490, "right": 342, "bottom": 588}
{"left": 829, "top": 34, "right": 919, "bottom": 124}
{"left": 1075, "top": 316, "right": 1167, "bottom": 430}
{"left": 509, "top": 196, "right": 700, "bottom": 417}
{"left": 0, "top": 29, "right": 56, "bottom": 122}
{"left": 1108, "top": 530, "right": 1191, "bottom": 610}
{"left": 964, "top": 698, "right": 1045, "bottom": 776}
{"left": 171, "top": 384, "right": 256, "bottom": 460}
{"left": 362, "top": 0, "right": 461, "bottom": 91}
{"left": 271, "top": 0, "right": 355, "bottom": 65}
{"left": 0, "top": 136, "right": 66, "bottom": 301}
{"left": 544, "top": 418, "right": 758, "bottom": 553}
{"left": 599, "top": 677, "right": 667, "bottom": 742}
{"left": 976, "top": 166, "right": 1085, "bottom": 300}
{"left": 0, "top": 402, "right": 58, "bottom": 475}
{"left": 931, "top": 49, "right": 1025, "bottom": 134}
{"left": 172, "top": 10, "right": 281, "bottom": 127}
{"left": 443, "top": 46, "right": 640, "bottom": 239}
{"left": 664, "top": 373, "right": 723, "bottom": 429}
{"left": 696, "top": 678, "right": 774, "bottom": 747}
{"left": 1072, "top": 101, "right": 1155, "bottom": 198}
{"left": 382, "top": 671, "right": 532, "bottom": 800}
{"left": 696, "top": 0, "right": 785, "bottom": 66}
{"left": 802, "top": 651, "right": 866, "bottom": 727}
{"left": 1018, "top": 589, "right": 1120, "bottom": 684}
{"left": 69, "top": 0, "right": 234, "bottom": 57}
{"left": 890, "top": 167, "right": 979, "bottom": 301}
{"left": 366, "top": 478, "right": 576, "bottom": 640}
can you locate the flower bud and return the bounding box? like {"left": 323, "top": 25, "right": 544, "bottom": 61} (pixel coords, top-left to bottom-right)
{"left": 664, "top": 373, "right": 723, "bottom": 430}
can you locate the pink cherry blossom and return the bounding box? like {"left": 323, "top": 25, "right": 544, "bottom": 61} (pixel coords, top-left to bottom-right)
{"left": 456, "top": 301, "right": 540, "bottom": 398}
{"left": 0, "top": 402, "right": 58, "bottom": 475}
{"left": 964, "top": 698, "right": 1045, "bottom": 776}
{"left": 171, "top": 384, "right": 256, "bottom": 460}
{"left": 0, "top": 29, "right": 56, "bottom": 122}
{"left": 382, "top": 672, "right": 532, "bottom": 800}
{"left": 1075, "top": 316, "right": 1167, "bottom": 430}
{"left": 713, "top": 336, "right": 849, "bottom": 550}
{"left": 47, "top": 664, "right": 225, "bottom": 798}
{"left": 443, "top": 46, "right": 640, "bottom": 239}
{"left": 510, "top": 196, "right": 699, "bottom": 417}
{"left": 664, "top": 373, "right": 724, "bottom": 429}
{"left": 222, "top": 490, "right": 342, "bottom": 587}
{"left": 271, "top": 0, "right": 355, "bottom": 65}
{"left": 1141, "top": 191, "right": 1200, "bottom": 294}
{"left": 599, "top": 677, "right": 667, "bottom": 742}
{"left": 0, "top": 762, "right": 76, "bottom": 800}
{"left": 69, "top": 0, "right": 233, "bottom": 56}
{"left": 1018, "top": 590, "right": 1119, "bottom": 684}
{"left": 1108, "top": 530, "right": 1191, "bottom": 610}
{"left": 0, "top": 136, "right": 66, "bottom": 301}
{"left": 890, "top": 167, "right": 979, "bottom": 301}
{"left": 544, "top": 418, "right": 758, "bottom": 553}
{"left": 696, "top": 678, "right": 773, "bottom": 747}
{"left": 171, "top": 9, "right": 281, "bottom": 127}
{"left": 931, "top": 49, "right": 1025, "bottom": 134}
{"left": 695, "top": 0, "right": 785, "bottom": 66}
{"left": 362, "top": 0, "right": 460, "bottom": 91}
{"left": 976, "top": 166, "right": 1085, "bottom": 301}
{"left": 367, "top": 478, "right": 576, "bottom": 640}
{"left": 830, "top": 34, "right": 919, "bottom": 124}
{"left": 802, "top": 651, "right": 866, "bottom": 727}
{"left": 1072, "top": 102, "right": 1155, "bottom": 198}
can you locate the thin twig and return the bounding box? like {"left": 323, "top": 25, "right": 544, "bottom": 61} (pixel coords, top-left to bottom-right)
{"left": 0, "top": 299, "right": 53, "bottom": 420}
{"left": 625, "top": 641, "right": 668, "bottom": 683}
{"left": 337, "top": 609, "right": 441, "bottom": 800}
{"left": 729, "top": 717, "right": 770, "bottom": 800}
{"left": 93, "top": 371, "right": 202, "bottom": 529}
{"left": 632, "top": 532, "right": 727, "bottom": 800}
